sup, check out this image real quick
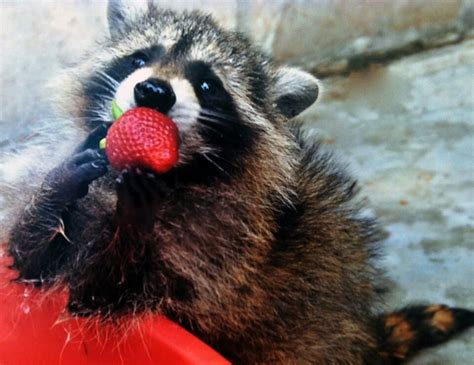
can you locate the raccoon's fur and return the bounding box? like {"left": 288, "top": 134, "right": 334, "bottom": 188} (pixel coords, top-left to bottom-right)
{"left": 2, "top": 2, "right": 473, "bottom": 364}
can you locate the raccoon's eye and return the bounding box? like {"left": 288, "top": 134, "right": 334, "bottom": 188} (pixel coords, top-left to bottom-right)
{"left": 199, "top": 80, "right": 218, "bottom": 95}
{"left": 131, "top": 52, "right": 149, "bottom": 68}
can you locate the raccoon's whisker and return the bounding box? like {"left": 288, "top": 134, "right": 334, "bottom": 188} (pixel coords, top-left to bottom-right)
{"left": 199, "top": 110, "right": 234, "bottom": 121}
{"left": 197, "top": 122, "right": 226, "bottom": 136}
{"left": 83, "top": 100, "right": 114, "bottom": 113}
{"left": 86, "top": 107, "right": 113, "bottom": 119}
{"left": 169, "top": 109, "right": 201, "bottom": 119}
{"left": 173, "top": 106, "right": 238, "bottom": 123}
{"left": 80, "top": 81, "right": 116, "bottom": 100}
{"left": 68, "top": 116, "right": 104, "bottom": 122}
{"left": 83, "top": 79, "right": 116, "bottom": 95}
{"left": 201, "top": 152, "right": 230, "bottom": 176}
{"left": 200, "top": 108, "right": 238, "bottom": 121}
{"left": 198, "top": 115, "right": 231, "bottom": 124}
{"left": 169, "top": 112, "right": 196, "bottom": 120}
{"left": 198, "top": 121, "right": 235, "bottom": 135}
{"left": 82, "top": 108, "right": 109, "bottom": 118}
{"left": 197, "top": 113, "right": 228, "bottom": 122}
{"left": 82, "top": 114, "right": 107, "bottom": 122}
{"left": 171, "top": 112, "right": 218, "bottom": 123}
{"left": 197, "top": 116, "right": 235, "bottom": 130}
{"left": 92, "top": 94, "right": 115, "bottom": 104}
{"left": 82, "top": 109, "right": 111, "bottom": 123}
{"left": 200, "top": 113, "right": 241, "bottom": 125}
{"left": 96, "top": 70, "right": 120, "bottom": 87}
{"left": 206, "top": 149, "right": 234, "bottom": 167}
{"left": 171, "top": 111, "right": 234, "bottom": 130}
{"left": 82, "top": 108, "right": 104, "bottom": 114}
{"left": 87, "top": 118, "right": 113, "bottom": 125}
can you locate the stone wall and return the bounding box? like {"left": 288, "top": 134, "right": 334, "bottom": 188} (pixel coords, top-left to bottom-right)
{"left": 156, "top": 0, "right": 474, "bottom": 74}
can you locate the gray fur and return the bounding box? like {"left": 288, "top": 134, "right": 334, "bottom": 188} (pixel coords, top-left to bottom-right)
{"left": 107, "top": 0, "right": 152, "bottom": 38}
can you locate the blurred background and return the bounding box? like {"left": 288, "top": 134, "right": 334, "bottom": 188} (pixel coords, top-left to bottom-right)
{"left": 1, "top": 1, "right": 473, "bottom": 363}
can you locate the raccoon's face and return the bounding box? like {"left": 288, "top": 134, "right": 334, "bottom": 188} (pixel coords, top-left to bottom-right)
{"left": 73, "top": 1, "right": 320, "bottom": 180}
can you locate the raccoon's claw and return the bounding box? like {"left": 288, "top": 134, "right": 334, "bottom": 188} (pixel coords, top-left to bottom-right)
{"left": 140, "top": 170, "right": 174, "bottom": 200}
{"left": 116, "top": 169, "right": 142, "bottom": 209}
{"left": 69, "top": 149, "right": 107, "bottom": 169}
{"left": 75, "top": 123, "right": 109, "bottom": 153}
{"left": 115, "top": 168, "right": 171, "bottom": 229}
{"left": 44, "top": 148, "right": 108, "bottom": 203}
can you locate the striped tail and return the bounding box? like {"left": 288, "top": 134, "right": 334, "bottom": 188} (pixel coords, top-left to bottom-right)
{"left": 376, "top": 304, "right": 474, "bottom": 364}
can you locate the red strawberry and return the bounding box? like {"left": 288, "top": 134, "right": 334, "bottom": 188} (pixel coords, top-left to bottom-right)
{"left": 105, "top": 107, "right": 179, "bottom": 174}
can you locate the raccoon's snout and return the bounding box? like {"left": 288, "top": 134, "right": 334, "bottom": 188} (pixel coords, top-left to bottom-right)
{"left": 134, "top": 78, "right": 176, "bottom": 114}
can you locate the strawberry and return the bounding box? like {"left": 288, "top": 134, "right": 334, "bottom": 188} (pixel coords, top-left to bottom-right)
{"left": 105, "top": 107, "right": 179, "bottom": 174}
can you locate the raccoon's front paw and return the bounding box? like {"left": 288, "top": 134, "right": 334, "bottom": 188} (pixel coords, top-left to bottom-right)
{"left": 115, "top": 168, "right": 171, "bottom": 229}
{"left": 43, "top": 149, "right": 108, "bottom": 203}
{"left": 74, "top": 123, "right": 109, "bottom": 153}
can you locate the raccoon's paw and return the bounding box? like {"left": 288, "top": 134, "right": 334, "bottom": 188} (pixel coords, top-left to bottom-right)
{"left": 44, "top": 149, "right": 109, "bottom": 203}
{"left": 74, "top": 123, "right": 109, "bottom": 153}
{"left": 115, "top": 168, "right": 170, "bottom": 229}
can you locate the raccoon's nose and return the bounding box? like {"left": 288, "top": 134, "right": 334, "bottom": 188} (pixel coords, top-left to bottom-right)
{"left": 134, "top": 78, "right": 176, "bottom": 114}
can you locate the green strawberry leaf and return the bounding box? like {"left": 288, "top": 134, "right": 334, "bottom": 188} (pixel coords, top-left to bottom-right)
{"left": 112, "top": 100, "right": 124, "bottom": 120}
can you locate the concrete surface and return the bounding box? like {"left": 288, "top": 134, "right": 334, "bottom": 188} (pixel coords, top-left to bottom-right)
{"left": 303, "top": 40, "right": 474, "bottom": 364}
{"left": 0, "top": 1, "right": 473, "bottom": 364}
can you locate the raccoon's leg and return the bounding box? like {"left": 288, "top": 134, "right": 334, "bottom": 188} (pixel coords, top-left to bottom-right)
{"left": 66, "top": 168, "right": 172, "bottom": 316}
{"left": 8, "top": 125, "right": 108, "bottom": 284}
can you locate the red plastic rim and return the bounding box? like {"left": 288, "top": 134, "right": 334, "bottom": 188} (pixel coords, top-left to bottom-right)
{"left": 0, "top": 248, "right": 230, "bottom": 365}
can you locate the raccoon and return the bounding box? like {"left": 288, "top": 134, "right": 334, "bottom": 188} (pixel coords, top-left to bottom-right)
{"left": 3, "top": 1, "right": 473, "bottom": 364}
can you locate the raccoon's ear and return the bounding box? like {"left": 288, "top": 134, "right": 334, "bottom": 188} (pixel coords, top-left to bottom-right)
{"left": 272, "top": 67, "right": 321, "bottom": 118}
{"left": 107, "top": 0, "right": 151, "bottom": 38}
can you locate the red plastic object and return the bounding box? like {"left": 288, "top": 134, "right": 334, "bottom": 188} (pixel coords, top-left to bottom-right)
{"left": 0, "top": 251, "right": 230, "bottom": 365}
